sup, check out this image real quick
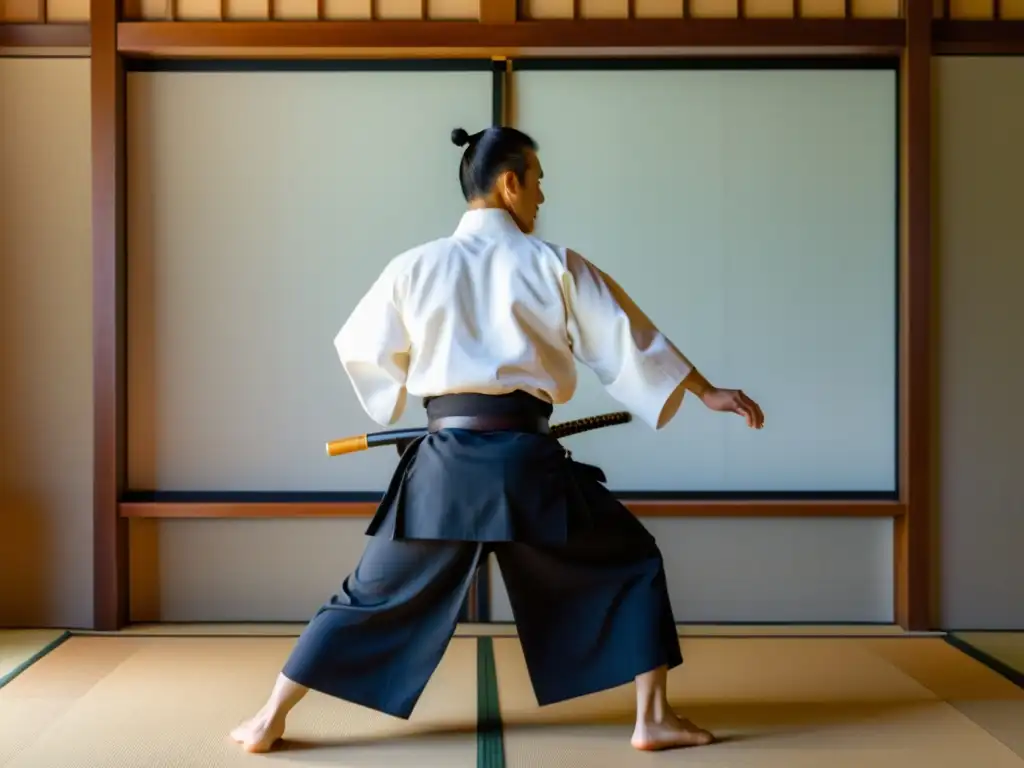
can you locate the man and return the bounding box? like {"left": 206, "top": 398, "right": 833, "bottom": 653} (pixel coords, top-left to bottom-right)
{"left": 231, "top": 125, "right": 764, "bottom": 754}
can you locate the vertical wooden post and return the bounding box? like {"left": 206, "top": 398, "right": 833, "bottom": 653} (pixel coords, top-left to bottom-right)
{"left": 895, "top": 0, "right": 932, "bottom": 631}
{"left": 92, "top": 0, "right": 129, "bottom": 631}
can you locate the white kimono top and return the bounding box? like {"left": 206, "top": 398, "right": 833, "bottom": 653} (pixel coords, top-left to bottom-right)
{"left": 334, "top": 207, "right": 694, "bottom": 431}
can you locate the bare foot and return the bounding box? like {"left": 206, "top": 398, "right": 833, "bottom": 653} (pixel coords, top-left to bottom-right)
{"left": 631, "top": 711, "right": 714, "bottom": 751}
{"left": 230, "top": 711, "right": 286, "bottom": 753}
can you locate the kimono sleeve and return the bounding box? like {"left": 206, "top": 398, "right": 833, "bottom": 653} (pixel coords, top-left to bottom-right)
{"left": 333, "top": 259, "right": 411, "bottom": 426}
{"left": 562, "top": 249, "right": 694, "bottom": 430}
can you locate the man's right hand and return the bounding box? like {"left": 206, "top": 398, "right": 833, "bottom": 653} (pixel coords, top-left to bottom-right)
{"left": 700, "top": 387, "right": 764, "bottom": 430}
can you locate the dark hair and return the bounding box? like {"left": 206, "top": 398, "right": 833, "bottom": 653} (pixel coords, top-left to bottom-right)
{"left": 451, "top": 126, "right": 538, "bottom": 201}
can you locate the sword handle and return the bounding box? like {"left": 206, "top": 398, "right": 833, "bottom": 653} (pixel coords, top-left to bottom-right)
{"left": 325, "top": 434, "right": 369, "bottom": 456}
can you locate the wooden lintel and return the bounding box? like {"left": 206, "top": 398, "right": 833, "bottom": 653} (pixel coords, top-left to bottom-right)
{"left": 116, "top": 19, "right": 906, "bottom": 57}
{"left": 0, "top": 22, "right": 90, "bottom": 47}
{"left": 932, "top": 20, "right": 1024, "bottom": 54}
{"left": 3, "top": 19, "right": 1024, "bottom": 56}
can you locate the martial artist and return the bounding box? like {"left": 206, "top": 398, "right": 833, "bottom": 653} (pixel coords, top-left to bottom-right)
{"left": 231, "top": 125, "right": 764, "bottom": 754}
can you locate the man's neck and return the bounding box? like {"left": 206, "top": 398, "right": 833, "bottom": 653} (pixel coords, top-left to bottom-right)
{"left": 465, "top": 201, "right": 527, "bottom": 234}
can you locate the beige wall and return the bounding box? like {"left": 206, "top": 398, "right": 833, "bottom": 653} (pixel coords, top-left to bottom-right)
{"left": 933, "top": 56, "right": 1024, "bottom": 629}
{"left": 0, "top": 57, "right": 93, "bottom": 629}
{"left": 3, "top": 54, "right": 1023, "bottom": 630}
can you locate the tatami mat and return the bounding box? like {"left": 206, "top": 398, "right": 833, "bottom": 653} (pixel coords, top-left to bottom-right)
{"left": 955, "top": 632, "right": 1024, "bottom": 674}
{"left": 111, "top": 622, "right": 522, "bottom": 638}
{"left": 0, "top": 635, "right": 478, "bottom": 767}
{"left": 0, "top": 630, "right": 67, "bottom": 685}
{"left": 676, "top": 624, "right": 911, "bottom": 637}
{"left": 4, "top": 630, "right": 1023, "bottom": 767}
{"left": 92, "top": 622, "right": 910, "bottom": 638}
{"left": 492, "top": 636, "right": 1024, "bottom": 767}
{"left": 460, "top": 624, "right": 911, "bottom": 638}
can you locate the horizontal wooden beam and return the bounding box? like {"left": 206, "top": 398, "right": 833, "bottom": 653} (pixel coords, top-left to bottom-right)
{"left": 0, "top": 23, "right": 90, "bottom": 48}
{"left": 120, "top": 500, "right": 906, "bottom": 519}
{"left": 116, "top": 19, "right": 906, "bottom": 57}
{"left": 4, "top": 19, "right": 1023, "bottom": 56}
{"left": 932, "top": 20, "right": 1024, "bottom": 54}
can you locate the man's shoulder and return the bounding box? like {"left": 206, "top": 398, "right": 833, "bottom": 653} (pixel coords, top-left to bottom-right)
{"left": 379, "top": 236, "right": 452, "bottom": 275}
{"left": 399, "top": 235, "right": 451, "bottom": 259}
{"left": 523, "top": 233, "right": 574, "bottom": 265}
{"left": 384, "top": 232, "right": 583, "bottom": 278}
{"left": 510, "top": 235, "right": 601, "bottom": 280}
{"left": 529, "top": 238, "right": 595, "bottom": 273}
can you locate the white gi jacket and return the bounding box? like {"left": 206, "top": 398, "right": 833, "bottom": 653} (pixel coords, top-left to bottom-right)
{"left": 334, "top": 208, "right": 694, "bottom": 431}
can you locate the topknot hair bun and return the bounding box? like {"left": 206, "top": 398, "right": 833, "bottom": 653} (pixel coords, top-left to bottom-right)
{"left": 451, "top": 127, "right": 471, "bottom": 147}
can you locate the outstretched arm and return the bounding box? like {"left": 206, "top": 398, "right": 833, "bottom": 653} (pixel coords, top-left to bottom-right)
{"left": 334, "top": 260, "right": 411, "bottom": 426}
{"left": 562, "top": 250, "right": 763, "bottom": 430}
{"left": 561, "top": 249, "right": 694, "bottom": 430}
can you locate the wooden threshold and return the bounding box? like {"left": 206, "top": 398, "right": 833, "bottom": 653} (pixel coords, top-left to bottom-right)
{"left": 116, "top": 19, "right": 906, "bottom": 58}
{"left": 119, "top": 499, "right": 906, "bottom": 519}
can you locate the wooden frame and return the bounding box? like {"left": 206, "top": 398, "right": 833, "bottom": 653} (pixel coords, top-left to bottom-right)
{"left": 91, "top": 0, "right": 129, "bottom": 633}
{"left": 6, "top": 19, "right": 1024, "bottom": 53}
{"left": 119, "top": 498, "right": 907, "bottom": 519}
{"left": 933, "top": 20, "right": 1024, "bottom": 54}
{"left": 114, "top": 19, "right": 908, "bottom": 53}
{"left": 0, "top": 23, "right": 89, "bottom": 47}
{"left": 897, "top": 0, "right": 931, "bottom": 636}
{"left": 0, "top": 0, "right": 1014, "bottom": 631}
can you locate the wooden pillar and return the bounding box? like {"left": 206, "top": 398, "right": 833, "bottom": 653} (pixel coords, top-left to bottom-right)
{"left": 895, "top": 0, "right": 932, "bottom": 632}
{"left": 92, "top": 0, "right": 129, "bottom": 631}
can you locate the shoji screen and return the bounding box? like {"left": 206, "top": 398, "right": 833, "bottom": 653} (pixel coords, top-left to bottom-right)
{"left": 126, "top": 63, "right": 493, "bottom": 621}
{"left": 491, "top": 61, "right": 898, "bottom": 623}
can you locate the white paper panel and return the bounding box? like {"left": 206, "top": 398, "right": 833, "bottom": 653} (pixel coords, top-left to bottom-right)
{"left": 515, "top": 66, "right": 898, "bottom": 493}
{"left": 126, "top": 67, "right": 493, "bottom": 491}
{"left": 127, "top": 64, "right": 896, "bottom": 496}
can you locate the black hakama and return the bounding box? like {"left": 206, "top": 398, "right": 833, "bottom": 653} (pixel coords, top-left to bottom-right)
{"left": 281, "top": 392, "right": 682, "bottom": 720}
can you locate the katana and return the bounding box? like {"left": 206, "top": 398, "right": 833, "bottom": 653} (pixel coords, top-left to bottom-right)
{"left": 325, "top": 410, "right": 632, "bottom": 457}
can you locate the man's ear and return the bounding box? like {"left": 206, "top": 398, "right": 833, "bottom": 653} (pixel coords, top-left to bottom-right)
{"left": 499, "top": 169, "right": 519, "bottom": 200}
